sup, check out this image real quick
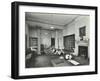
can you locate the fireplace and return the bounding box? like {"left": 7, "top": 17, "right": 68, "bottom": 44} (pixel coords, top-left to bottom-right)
{"left": 78, "top": 46, "right": 88, "bottom": 59}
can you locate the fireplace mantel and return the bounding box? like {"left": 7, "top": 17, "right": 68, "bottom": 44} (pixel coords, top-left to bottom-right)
{"left": 76, "top": 40, "right": 89, "bottom": 46}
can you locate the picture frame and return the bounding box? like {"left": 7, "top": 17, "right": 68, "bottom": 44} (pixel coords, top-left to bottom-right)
{"left": 11, "top": 1, "right": 98, "bottom": 79}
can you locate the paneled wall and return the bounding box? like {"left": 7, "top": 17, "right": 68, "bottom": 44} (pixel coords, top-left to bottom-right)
{"left": 25, "top": 24, "right": 64, "bottom": 51}
{"left": 63, "top": 16, "right": 90, "bottom": 57}
{"left": 28, "top": 27, "right": 64, "bottom": 49}
{"left": 25, "top": 16, "right": 89, "bottom": 56}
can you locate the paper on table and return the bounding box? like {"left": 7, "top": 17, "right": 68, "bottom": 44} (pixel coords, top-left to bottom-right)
{"left": 68, "top": 60, "right": 80, "bottom": 65}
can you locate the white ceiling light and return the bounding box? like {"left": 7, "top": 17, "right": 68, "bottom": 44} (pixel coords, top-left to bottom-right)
{"left": 50, "top": 26, "right": 54, "bottom": 29}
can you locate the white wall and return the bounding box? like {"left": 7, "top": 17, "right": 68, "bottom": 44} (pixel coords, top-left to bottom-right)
{"left": 26, "top": 19, "right": 64, "bottom": 49}
{"left": 29, "top": 28, "right": 38, "bottom": 37}
{"left": 28, "top": 28, "right": 51, "bottom": 48}
{"left": 75, "top": 16, "right": 90, "bottom": 56}
{"left": 55, "top": 30, "right": 64, "bottom": 49}
{"left": 41, "top": 29, "right": 51, "bottom": 48}
{"left": 28, "top": 26, "right": 64, "bottom": 49}
{"left": 63, "top": 16, "right": 90, "bottom": 56}
{"left": 0, "top": 0, "right": 99, "bottom": 81}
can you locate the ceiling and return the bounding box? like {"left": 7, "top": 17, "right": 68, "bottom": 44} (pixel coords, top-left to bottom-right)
{"left": 26, "top": 12, "right": 79, "bottom": 29}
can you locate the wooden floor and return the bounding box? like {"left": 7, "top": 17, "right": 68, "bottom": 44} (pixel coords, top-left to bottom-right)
{"left": 26, "top": 55, "right": 53, "bottom": 68}
{"left": 26, "top": 55, "right": 89, "bottom": 68}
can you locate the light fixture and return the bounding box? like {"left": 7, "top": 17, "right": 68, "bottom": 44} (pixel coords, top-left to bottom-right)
{"left": 50, "top": 26, "right": 54, "bottom": 29}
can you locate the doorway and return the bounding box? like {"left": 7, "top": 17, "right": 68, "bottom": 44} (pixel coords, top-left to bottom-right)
{"left": 51, "top": 38, "right": 55, "bottom": 47}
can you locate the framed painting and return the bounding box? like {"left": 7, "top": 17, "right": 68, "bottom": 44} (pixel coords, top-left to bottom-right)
{"left": 11, "top": 1, "right": 98, "bottom": 79}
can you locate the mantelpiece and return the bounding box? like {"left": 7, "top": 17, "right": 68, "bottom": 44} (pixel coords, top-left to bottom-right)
{"left": 76, "top": 38, "right": 89, "bottom": 46}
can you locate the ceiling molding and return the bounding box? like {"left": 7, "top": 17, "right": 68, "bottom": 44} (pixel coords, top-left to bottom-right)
{"left": 26, "top": 18, "right": 64, "bottom": 27}
{"left": 64, "top": 16, "right": 80, "bottom": 27}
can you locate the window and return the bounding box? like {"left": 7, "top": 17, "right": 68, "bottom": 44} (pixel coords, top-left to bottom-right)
{"left": 64, "top": 34, "right": 75, "bottom": 51}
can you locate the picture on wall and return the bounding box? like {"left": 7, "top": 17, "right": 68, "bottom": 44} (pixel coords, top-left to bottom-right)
{"left": 25, "top": 12, "right": 89, "bottom": 68}
{"left": 11, "top": 1, "right": 98, "bottom": 79}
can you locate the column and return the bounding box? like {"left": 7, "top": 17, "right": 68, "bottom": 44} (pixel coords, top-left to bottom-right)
{"left": 37, "top": 29, "right": 41, "bottom": 54}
